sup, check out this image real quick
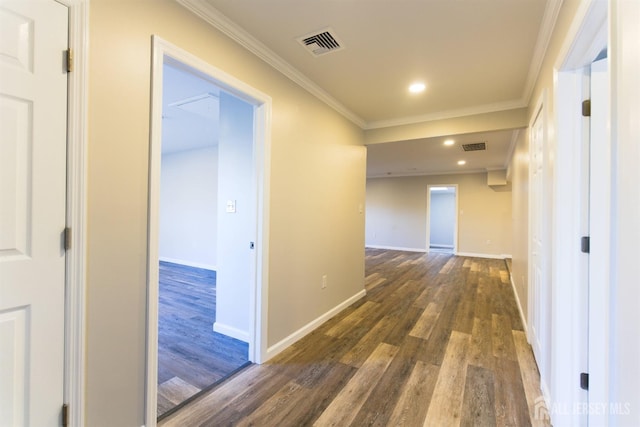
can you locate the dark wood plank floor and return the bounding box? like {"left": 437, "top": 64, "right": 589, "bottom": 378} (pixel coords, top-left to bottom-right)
{"left": 158, "top": 261, "right": 249, "bottom": 417}
{"left": 160, "top": 250, "right": 549, "bottom": 426}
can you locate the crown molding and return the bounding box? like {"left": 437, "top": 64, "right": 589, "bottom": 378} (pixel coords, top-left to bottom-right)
{"left": 364, "top": 99, "right": 527, "bottom": 130}
{"left": 177, "top": 0, "right": 561, "bottom": 132}
{"left": 521, "top": 0, "right": 564, "bottom": 105}
{"left": 176, "top": 0, "right": 366, "bottom": 128}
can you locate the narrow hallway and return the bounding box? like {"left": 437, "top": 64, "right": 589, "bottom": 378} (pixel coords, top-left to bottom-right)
{"left": 161, "top": 249, "right": 548, "bottom": 426}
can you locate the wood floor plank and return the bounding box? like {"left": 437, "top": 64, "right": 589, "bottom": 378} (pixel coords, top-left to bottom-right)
{"left": 409, "top": 302, "right": 441, "bottom": 340}
{"left": 513, "top": 330, "right": 551, "bottom": 427}
{"left": 423, "top": 331, "right": 471, "bottom": 426}
{"left": 492, "top": 313, "right": 518, "bottom": 361}
{"left": 325, "top": 300, "right": 380, "bottom": 338}
{"left": 493, "top": 357, "right": 532, "bottom": 427}
{"left": 340, "top": 315, "right": 395, "bottom": 368}
{"left": 386, "top": 360, "right": 439, "bottom": 427}
{"left": 460, "top": 365, "right": 497, "bottom": 427}
{"left": 312, "top": 342, "right": 398, "bottom": 427}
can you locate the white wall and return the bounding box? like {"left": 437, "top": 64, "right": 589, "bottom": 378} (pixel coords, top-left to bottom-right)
{"left": 366, "top": 173, "right": 512, "bottom": 257}
{"left": 214, "top": 92, "right": 254, "bottom": 342}
{"left": 159, "top": 147, "right": 218, "bottom": 270}
{"left": 429, "top": 192, "right": 455, "bottom": 248}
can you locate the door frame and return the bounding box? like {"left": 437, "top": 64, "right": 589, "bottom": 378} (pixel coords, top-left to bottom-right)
{"left": 425, "top": 184, "right": 458, "bottom": 254}
{"left": 145, "top": 36, "right": 272, "bottom": 425}
{"left": 552, "top": 0, "right": 608, "bottom": 424}
{"left": 59, "top": 1, "right": 89, "bottom": 426}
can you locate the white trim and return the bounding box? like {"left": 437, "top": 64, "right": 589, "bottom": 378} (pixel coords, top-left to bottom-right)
{"left": 509, "top": 273, "right": 528, "bottom": 333}
{"left": 175, "top": 0, "right": 366, "bottom": 128}
{"left": 61, "top": 1, "right": 89, "bottom": 426}
{"left": 455, "top": 252, "right": 509, "bottom": 260}
{"left": 159, "top": 257, "right": 216, "bottom": 272}
{"left": 521, "top": 0, "right": 563, "bottom": 105}
{"left": 265, "top": 290, "right": 367, "bottom": 360}
{"left": 364, "top": 245, "right": 426, "bottom": 253}
{"left": 146, "top": 36, "right": 272, "bottom": 426}
{"left": 367, "top": 168, "right": 491, "bottom": 179}
{"left": 175, "top": 0, "right": 562, "bottom": 133}
{"left": 213, "top": 322, "right": 250, "bottom": 343}
{"left": 364, "top": 100, "right": 526, "bottom": 130}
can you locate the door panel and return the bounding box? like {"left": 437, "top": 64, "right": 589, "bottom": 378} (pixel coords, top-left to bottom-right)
{"left": 0, "top": 0, "right": 68, "bottom": 425}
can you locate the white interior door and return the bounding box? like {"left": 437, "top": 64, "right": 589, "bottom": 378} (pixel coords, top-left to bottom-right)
{"left": 588, "top": 56, "right": 610, "bottom": 426}
{"left": 0, "top": 1, "right": 69, "bottom": 425}
{"left": 529, "top": 106, "right": 549, "bottom": 381}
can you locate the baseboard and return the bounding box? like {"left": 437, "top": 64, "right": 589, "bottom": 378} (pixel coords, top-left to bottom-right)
{"left": 213, "top": 322, "right": 250, "bottom": 343}
{"left": 456, "top": 251, "right": 509, "bottom": 260}
{"left": 365, "top": 245, "right": 426, "bottom": 253}
{"left": 265, "top": 289, "right": 367, "bottom": 361}
{"left": 159, "top": 257, "right": 216, "bottom": 271}
{"left": 509, "top": 273, "right": 528, "bottom": 333}
{"left": 430, "top": 244, "right": 454, "bottom": 249}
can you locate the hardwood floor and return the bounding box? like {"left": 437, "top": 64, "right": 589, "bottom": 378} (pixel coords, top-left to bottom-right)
{"left": 160, "top": 250, "right": 549, "bottom": 426}
{"left": 158, "top": 261, "right": 249, "bottom": 418}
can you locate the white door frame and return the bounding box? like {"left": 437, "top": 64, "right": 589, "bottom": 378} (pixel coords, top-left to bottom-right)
{"left": 425, "top": 184, "right": 458, "bottom": 254}
{"left": 552, "top": 0, "right": 607, "bottom": 425}
{"left": 146, "top": 36, "right": 272, "bottom": 426}
{"left": 59, "top": 1, "right": 89, "bottom": 426}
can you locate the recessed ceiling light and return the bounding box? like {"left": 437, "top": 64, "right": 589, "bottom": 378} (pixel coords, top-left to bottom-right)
{"left": 444, "top": 139, "right": 455, "bottom": 146}
{"left": 457, "top": 160, "right": 466, "bottom": 165}
{"left": 409, "top": 82, "right": 426, "bottom": 93}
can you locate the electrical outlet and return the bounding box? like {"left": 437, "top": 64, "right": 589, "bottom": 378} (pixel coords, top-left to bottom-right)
{"left": 322, "top": 275, "right": 327, "bottom": 289}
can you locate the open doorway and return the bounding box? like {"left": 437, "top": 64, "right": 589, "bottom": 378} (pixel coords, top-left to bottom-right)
{"left": 426, "top": 185, "right": 458, "bottom": 254}
{"left": 146, "top": 37, "right": 272, "bottom": 426}
{"left": 154, "top": 62, "right": 252, "bottom": 418}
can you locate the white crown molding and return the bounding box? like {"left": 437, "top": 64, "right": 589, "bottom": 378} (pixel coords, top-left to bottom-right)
{"left": 176, "top": 0, "right": 367, "bottom": 128}
{"left": 364, "top": 99, "right": 527, "bottom": 130}
{"left": 177, "top": 0, "right": 561, "bottom": 132}
{"left": 521, "top": 0, "right": 564, "bottom": 105}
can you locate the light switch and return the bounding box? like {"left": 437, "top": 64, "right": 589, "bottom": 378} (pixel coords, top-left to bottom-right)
{"left": 226, "top": 200, "right": 236, "bottom": 213}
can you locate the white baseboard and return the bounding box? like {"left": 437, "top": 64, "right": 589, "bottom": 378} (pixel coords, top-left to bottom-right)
{"left": 365, "top": 245, "right": 427, "bottom": 253}
{"left": 213, "top": 322, "right": 250, "bottom": 343}
{"left": 456, "top": 251, "right": 509, "bottom": 260}
{"left": 510, "top": 273, "right": 528, "bottom": 334}
{"left": 159, "top": 256, "right": 216, "bottom": 271}
{"left": 430, "top": 244, "right": 454, "bottom": 249}
{"left": 265, "top": 289, "right": 367, "bottom": 361}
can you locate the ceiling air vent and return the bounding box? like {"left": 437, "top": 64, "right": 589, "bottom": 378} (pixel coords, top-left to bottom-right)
{"left": 462, "top": 142, "right": 487, "bottom": 152}
{"left": 297, "top": 28, "right": 344, "bottom": 57}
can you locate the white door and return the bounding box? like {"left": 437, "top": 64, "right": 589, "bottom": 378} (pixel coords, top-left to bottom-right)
{"left": 588, "top": 56, "right": 610, "bottom": 426}
{"left": 529, "top": 106, "right": 549, "bottom": 382}
{"left": 0, "top": 1, "right": 68, "bottom": 425}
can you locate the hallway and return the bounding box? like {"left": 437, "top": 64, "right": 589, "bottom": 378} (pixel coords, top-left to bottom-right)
{"left": 160, "top": 249, "right": 548, "bottom": 426}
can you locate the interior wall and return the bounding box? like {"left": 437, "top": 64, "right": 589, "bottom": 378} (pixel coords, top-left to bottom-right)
{"left": 214, "top": 92, "right": 253, "bottom": 341}
{"left": 159, "top": 147, "right": 218, "bottom": 270}
{"left": 87, "top": 0, "right": 366, "bottom": 425}
{"left": 365, "top": 172, "right": 512, "bottom": 257}
{"left": 429, "top": 192, "right": 455, "bottom": 248}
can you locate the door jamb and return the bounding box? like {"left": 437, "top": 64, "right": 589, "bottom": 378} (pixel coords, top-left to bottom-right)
{"left": 146, "top": 36, "right": 272, "bottom": 426}
{"left": 60, "top": 1, "right": 89, "bottom": 426}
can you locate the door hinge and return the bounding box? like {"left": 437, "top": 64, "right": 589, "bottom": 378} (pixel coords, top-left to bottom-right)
{"left": 64, "top": 227, "right": 72, "bottom": 251}
{"left": 62, "top": 403, "right": 69, "bottom": 427}
{"left": 581, "top": 236, "right": 590, "bottom": 253}
{"left": 580, "top": 372, "right": 589, "bottom": 390}
{"left": 582, "top": 99, "right": 591, "bottom": 117}
{"left": 65, "top": 48, "right": 73, "bottom": 73}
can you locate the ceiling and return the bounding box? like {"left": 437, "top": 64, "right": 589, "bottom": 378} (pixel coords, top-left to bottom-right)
{"left": 175, "top": 0, "right": 558, "bottom": 176}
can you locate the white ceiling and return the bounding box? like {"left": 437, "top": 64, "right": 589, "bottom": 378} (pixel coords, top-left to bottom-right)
{"left": 175, "top": 0, "right": 557, "bottom": 175}
{"left": 162, "top": 63, "right": 220, "bottom": 155}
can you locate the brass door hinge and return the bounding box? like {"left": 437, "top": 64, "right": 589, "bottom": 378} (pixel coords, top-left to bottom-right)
{"left": 65, "top": 48, "right": 73, "bottom": 73}
{"left": 582, "top": 99, "right": 591, "bottom": 117}
{"left": 62, "top": 403, "right": 69, "bottom": 427}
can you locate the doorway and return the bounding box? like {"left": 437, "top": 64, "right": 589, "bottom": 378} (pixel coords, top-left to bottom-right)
{"left": 426, "top": 185, "right": 458, "bottom": 254}
{"left": 146, "top": 37, "right": 272, "bottom": 426}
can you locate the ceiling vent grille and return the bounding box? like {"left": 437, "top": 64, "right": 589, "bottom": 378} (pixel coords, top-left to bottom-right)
{"left": 462, "top": 142, "right": 487, "bottom": 152}
{"left": 297, "top": 28, "right": 344, "bottom": 57}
